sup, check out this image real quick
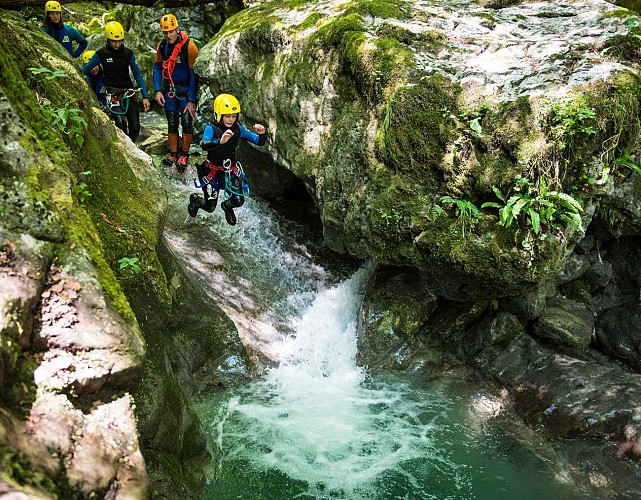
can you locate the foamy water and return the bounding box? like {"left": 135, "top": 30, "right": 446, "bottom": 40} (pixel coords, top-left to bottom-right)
{"left": 158, "top": 166, "right": 590, "bottom": 500}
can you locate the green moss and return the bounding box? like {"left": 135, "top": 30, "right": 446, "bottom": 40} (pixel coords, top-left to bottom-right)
{"left": 238, "top": 20, "right": 284, "bottom": 55}
{"left": 608, "top": 1, "right": 641, "bottom": 15}
{"left": 534, "top": 72, "right": 641, "bottom": 193}
{"left": 600, "top": 7, "right": 636, "bottom": 18}
{"left": 346, "top": 0, "right": 409, "bottom": 20}
{"left": 1, "top": 354, "right": 38, "bottom": 418}
{"left": 376, "top": 22, "right": 416, "bottom": 44}
{"left": 311, "top": 15, "right": 415, "bottom": 103}
{"left": 287, "top": 0, "right": 316, "bottom": 8}
{"left": 375, "top": 75, "right": 459, "bottom": 175}
{"left": 375, "top": 22, "right": 445, "bottom": 51}
{"left": 372, "top": 37, "right": 413, "bottom": 92}
{"left": 312, "top": 13, "right": 366, "bottom": 48}
{"left": 215, "top": 4, "right": 281, "bottom": 39}
{"left": 296, "top": 12, "right": 324, "bottom": 30}
{"left": 0, "top": 450, "right": 63, "bottom": 498}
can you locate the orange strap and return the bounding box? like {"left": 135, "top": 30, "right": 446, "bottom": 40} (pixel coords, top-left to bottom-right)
{"left": 161, "top": 31, "right": 189, "bottom": 90}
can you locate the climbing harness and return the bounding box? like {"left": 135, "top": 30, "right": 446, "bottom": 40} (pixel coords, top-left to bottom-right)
{"left": 105, "top": 87, "right": 139, "bottom": 115}
{"left": 194, "top": 158, "right": 250, "bottom": 199}
{"left": 161, "top": 31, "right": 189, "bottom": 99}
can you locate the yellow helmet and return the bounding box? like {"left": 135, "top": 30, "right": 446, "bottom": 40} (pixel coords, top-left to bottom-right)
{"left": 160, "top": 14, "right": 178, "bottom": 32}
{"left": 81, "top": 50, "right": 95, "bottom": 65}
{"left": 213, "top": 94, "right": 241, "bottom": 122}
{"left": 45, "top": 1, "right": 62, "bottom": 12}
{"left": 105, "top": 21, "right": 124, "bottom": 40}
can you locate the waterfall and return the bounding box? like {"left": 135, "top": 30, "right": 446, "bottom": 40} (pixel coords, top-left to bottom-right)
{"left": 208, "top": 266, "right": 449, "bottom": 498}
{"left": 156, "top": 172, "right": 582, "bottom": 500}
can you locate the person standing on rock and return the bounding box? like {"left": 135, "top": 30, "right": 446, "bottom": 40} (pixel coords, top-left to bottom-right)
{"left": 82, "top": 21, "right": 151, "bottom": 142}
{"left": 188, "top": 94, "right": 267, "bottom": 226}
{"left": 41, "top": 1, "right": 87, "bottom": 59}
{"left": 153, "top": 13, "right": 199, "bottom": 173}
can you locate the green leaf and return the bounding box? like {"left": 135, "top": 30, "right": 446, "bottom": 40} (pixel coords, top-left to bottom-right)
{"left": 527, "top": 208, "right": 540, "bottom": 233}
{"left": 511, "top": 197, "right": 529, "bottom": 216}
{"left": 539, "top": 178, "right": 547, "bottom": 198}
{"left": 549, "top": 192, "right": 583, "bottom": 213}
{"left": 562, "top": 212, "right": 583, "bottom": 230}
{"left": 469, "top": 117, "right": 482, "bottom": 134}
{"left": 28, "top": 67, "right": 52, "bottom": 75}
{"left": 491, "top": 186, "right": 506, "bottom": 202}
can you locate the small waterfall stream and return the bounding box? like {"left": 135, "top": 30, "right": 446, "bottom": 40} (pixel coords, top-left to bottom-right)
{"left": 150, "top": 140, "right": 591, "bottom": 500}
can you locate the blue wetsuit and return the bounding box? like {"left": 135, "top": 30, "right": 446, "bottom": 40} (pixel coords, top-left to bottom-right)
{"left": 196, "top": 122, "right": 266, "bottom": 210}
{"left": 85, "top": 70, "right": 107, "bottom": 106}
{"left": 42, "top": 21, "right": 87, "bottom": 58}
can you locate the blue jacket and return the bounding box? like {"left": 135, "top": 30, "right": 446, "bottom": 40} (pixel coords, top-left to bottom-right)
{"left": 153, "top": 29, "right": 198, "bottom": 103}
{"left": 85, "top": 70, "right": 107, "bottom": 106}
{"left": 202, "top": 122, "right": 266, "bottom": 165}
{"left": 41, "top": 23, "right": 87, "bottom": 58}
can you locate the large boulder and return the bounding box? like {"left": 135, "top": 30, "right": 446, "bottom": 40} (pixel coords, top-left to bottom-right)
{"left": 196, "top": 0, "right": 641, "bottom": 300}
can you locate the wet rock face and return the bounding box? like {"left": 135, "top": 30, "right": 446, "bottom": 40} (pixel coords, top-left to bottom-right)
{"left": 357, "top": 267, "right": 438, "bottom": 370}
{"left": 0, "top": 11, "right": 161, "bottom": 496}
{"left": 595, "top": 302, "right": 641, "bottom": 370}
{"left": 196, "top": 0, "right": 641, "bottom": 300}
{"left": 532, "top": 297, "right": 595, "bottom": 348}
{"left": 0, "top": 232, "right": 148, "bottom": 498}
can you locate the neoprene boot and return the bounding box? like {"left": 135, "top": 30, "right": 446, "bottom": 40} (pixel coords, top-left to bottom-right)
{"left": 177, "top": 150, "right": 189, "bottom": 172}
{"left": 188, "top": 193, "right": 201, "bottom": 217}
{"left": 164, "top": 133, "right": 179, "bottom": 166}
{"left": 221, "top": 200, "right": 236, "bottom": 226}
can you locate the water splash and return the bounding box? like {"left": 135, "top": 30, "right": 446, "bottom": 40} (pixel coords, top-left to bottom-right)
{"left": 208, "top": 267, "right": 455, "bottom": 498}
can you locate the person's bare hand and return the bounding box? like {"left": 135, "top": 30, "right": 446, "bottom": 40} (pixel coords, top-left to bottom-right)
{"left": 142, "top": 98, "right": 150, "bottom": 112}
{"left": 253, "top": 123, "right": 265, "bottom": 134}
{"left": 220, "top": 129, "right": 234, "bottom": 144}
{"left": 155, "top": 91, "right": 165, "bottom": 106}
{"left": 185, "top": 101, "right": 197, "bottom": 119}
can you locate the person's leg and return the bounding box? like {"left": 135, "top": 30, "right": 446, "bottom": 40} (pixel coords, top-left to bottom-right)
{"left": 221, "top": 176, "right": 245, "bottom": 226}
{"left": 188, "top": 163, "right": 219, "bottom": 216}
{"left": 177, "top": 106, "right": 194, "bottom": 170}
{"left": 125, "top": 97, "right": 141, "bottom": 142}
{"left": 112, "top": 112, "right": 128, "bottom": 135}
{"left": 164, "top": 110, "right": 180, "bottom": 166}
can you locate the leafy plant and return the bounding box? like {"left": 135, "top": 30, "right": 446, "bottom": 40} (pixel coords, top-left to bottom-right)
{"left": 439, "top": 195, "right": 481, "bottom": 236}
{"left": 430, "top": 204, "right": 443, "bottom": 219}
{"left": 26, "top": 67, "right": 88, "bottom": 148}
{"left": 43, "top": 101, "right": 88, "bottom": 148}
{"left": 547, "top": 99, "right": 597, "bottom": 149}
{"left": 73, "top": 170, "right": 94, "bottom": 206}
{"left": 460, "top": 102, "right": 491, "bottom": 135}
{"left": 377, "top": 207, "right": 403, "bottom": 225}
{"left": 482, "top": 176, "right": 583, "bottom": 242}
{"left": 613, "top": 153, "right": 641, "bottom": 176}
{"left": 75, "top": 182, "right": 92, "bottom": 205}
{"left": 118, "top": 257, "right": 141, "bottom": 274}
{"left": 27, "top": 67, "right": 67, "bottom": 81}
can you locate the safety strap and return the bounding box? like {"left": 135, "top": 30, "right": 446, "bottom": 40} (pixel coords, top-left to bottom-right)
{"left": 161, "top": 31, "right": 189, "bottom": 98}
{"left": 194, "top": 159, "right": 249, "bottom": 198}
{"left": 105, "top": 88, "right": 138, "bottom": 115}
